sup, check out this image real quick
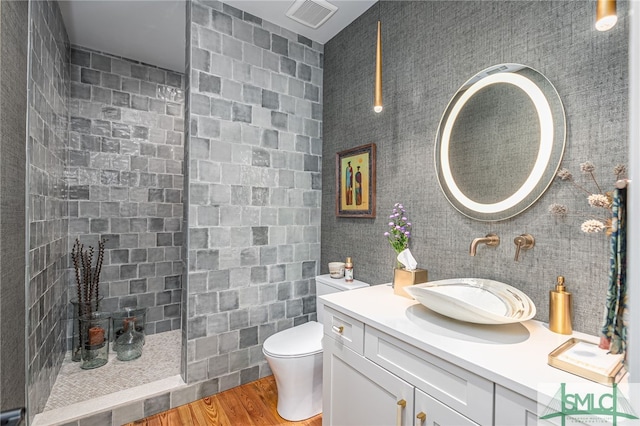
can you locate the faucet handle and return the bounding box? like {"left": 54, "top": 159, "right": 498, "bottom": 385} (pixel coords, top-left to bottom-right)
{"left": 513, "top": 234, "right": 535, "bottom": 261}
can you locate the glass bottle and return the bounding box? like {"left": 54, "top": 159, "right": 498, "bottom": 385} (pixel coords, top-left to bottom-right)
{"left": 80, "top": 311, "right": 111, "bottom": 370}
{"left": 70, "top": 296, "right": 103, "bottom": 362}
{"left": 344, "top": 257, "right": 354, "bottom": 282}
{"left": 112, "top": 307, "right": 147, "bottom": 351}
{"left": 116, "top": 317, "right": 144, "bottom": 361}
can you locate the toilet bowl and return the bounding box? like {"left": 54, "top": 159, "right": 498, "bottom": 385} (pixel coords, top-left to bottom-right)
{"left": 262, "top": 274, "right": 369, "bottom": 421}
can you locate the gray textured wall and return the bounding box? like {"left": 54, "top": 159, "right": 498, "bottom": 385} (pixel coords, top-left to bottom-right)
{"left": 0, "top": 0, "right": 27, "bottom": 412}
{"left": 26, "top": 0, "right": 70, "bottom": 419}
{"left": 322, "top": 1, "right": 628, "bottom": 335}
{"left": 184, "top": 0, "right": 323, "bottom": 390}
{"left": 67, "top": 45, "right": 185, "bottom": 337}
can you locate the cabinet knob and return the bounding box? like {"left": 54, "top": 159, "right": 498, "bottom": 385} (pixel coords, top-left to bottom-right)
{"left": 416, "top": 411, "right": 427, "bottom": 424}
{"left": 396, "top": 399, "right": 406, "bottom": 426}
{"left": 331, "top": 325, "right": 344, "bottom": 334}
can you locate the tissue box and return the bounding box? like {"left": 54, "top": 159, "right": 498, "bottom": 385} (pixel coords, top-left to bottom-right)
{"left": 393, "top": 268, "right": 428, "bottom": 298}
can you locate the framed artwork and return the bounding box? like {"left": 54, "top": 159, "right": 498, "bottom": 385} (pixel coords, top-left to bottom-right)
{"left": 335, "top": 143, "right": 376, "bottom": 218}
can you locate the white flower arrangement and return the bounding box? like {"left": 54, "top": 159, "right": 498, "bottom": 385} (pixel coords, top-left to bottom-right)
{"left": 550, "top": 162, "right": 626, "bottom": 234}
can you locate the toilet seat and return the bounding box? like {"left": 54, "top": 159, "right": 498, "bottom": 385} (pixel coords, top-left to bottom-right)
{"left": 263, "top": 321, "right": 323, "bottom": 358}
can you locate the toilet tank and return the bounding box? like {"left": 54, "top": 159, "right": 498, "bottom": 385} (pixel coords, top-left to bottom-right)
{"left": 315, "top": 274, "right": 369, "bottom": 324}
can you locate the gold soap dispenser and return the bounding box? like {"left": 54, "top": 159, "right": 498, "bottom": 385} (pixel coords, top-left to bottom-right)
{"left": 549, "top": 276, "right": 573, "bottom": 334}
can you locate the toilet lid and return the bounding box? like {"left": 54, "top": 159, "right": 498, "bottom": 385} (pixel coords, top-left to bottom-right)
{"left": 263, "top": 321, "right": 323, "bottom": 358}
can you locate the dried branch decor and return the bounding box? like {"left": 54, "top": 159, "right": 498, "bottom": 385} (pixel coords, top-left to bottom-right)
{"left": 70, "top": 238, "right": 107, "bottom": 361}
{"left": 72, "top": 238, "right": 106, "bottom": 312}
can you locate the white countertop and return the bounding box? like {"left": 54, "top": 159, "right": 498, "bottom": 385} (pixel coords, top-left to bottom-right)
{"left": 320, "top": 284, "right": 624, "bottom": 401}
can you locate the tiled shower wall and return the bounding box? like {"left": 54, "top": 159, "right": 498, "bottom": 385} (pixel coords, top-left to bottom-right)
{"left": 26, "top": 0, "right": 70, "bottom": 419}
{"left": 184, "top": 0, "right": 323, "bottom": 388}
{"left": 67, "top": 46, "right": 185, "bottom": 336}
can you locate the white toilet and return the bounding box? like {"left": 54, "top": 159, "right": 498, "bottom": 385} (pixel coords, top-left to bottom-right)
{"left": 262, "top": 274, "right": 369, "bottom": 421}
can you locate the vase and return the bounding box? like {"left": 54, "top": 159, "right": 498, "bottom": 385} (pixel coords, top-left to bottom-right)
{"left": 70, "top": 297, "right": 103, "bottom": 361}
{"left": 79, "top": 311, "right": 111, "bottom": 369}
{"left": 112, "top": 307, "right": 147, "bottom": 351}
{"left": 115, "top": 317, "right": 144, "bottom": 361}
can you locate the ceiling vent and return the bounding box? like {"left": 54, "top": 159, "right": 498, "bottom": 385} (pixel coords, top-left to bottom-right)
{"left": 286, "top": 0, "right": 338, "bottom": 29}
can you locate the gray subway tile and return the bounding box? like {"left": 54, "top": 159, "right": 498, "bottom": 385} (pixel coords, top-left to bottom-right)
{"left": 262, "top": 90, "right": 279, "bottom": 110}
{"left": 113, "top": 91, "right": 131, "bottom": 107}
{"left": 131, "top": 64, "right": 150, "bottom": 81}
{"left": 254, "top": 27, "right": 270, "bottom": 50}
{"left": 78, "top": 410, "right": 111, "bottom": 426}
{"left": 102, "top": 72, "right": 121, "bottom": 89}
{"left": 211, "top": 10, "right": 232, "bottom": 35}
{"left": 192, "top": 48, "right": 211, "bottom": 72}
{"left": 199, "top": 73, "right": 221, "bottom": 94}
{"left": 281, "top": 57, "right": 296, "bottom": 77}
{"left": 81, "top": 68, "right": 101, "bottom": 85}
{"left": 271, "top": 111, "right": 288, "bottom": 130}
{"left": 240, "top": 366, "right": 259, "bottom": 385}
{"left": 191, "top": 2, "right": 211, "bottom": 26}
{"left": 298, "top": 63, "right": 312, "bottom": 81}
{"left": 149, "top": 68, "right": 166, "bottom": 84}
{"left": 71, "top": 48, "right": 90, "bottom": 66}
{"left": 222, "top": 3, "right": 242, "bottom": 18}
{"left": 243, "top": 11, "right": 262, "bottom": 25}
{"left": 232, "top": 103, "right": 252, "bottom": 123}
{"left": 219, "top": 290, "right": 239, "bottom": 312}
{"left": 272, "top": 34, "right": 288, "bottom": 56}
{"left": 298, "top": 34, "right": 313, "bottom": 47}
{"left": 144, "top": 393, "right": 170, "bottom": 417}
{"left": 71, "top": 82, "right": 91, "bottom": 100}
{"left": 91, "top": 53, "right": 112, "bottom": 72}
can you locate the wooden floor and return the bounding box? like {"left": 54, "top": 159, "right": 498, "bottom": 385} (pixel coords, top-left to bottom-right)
{"left": 125, "top": 375, "right": 322, "bottom": 426}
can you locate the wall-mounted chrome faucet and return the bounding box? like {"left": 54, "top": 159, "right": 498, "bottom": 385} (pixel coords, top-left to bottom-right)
{"left": 513, "top": 234, "right": 535, "bottom": 261}
{"left": 469, "top": 233, "right": 500, "bottom": 256}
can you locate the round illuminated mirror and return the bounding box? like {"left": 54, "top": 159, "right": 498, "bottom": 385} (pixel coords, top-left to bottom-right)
{"left": 435, "top": 64, "right": 565, "bottom": 221}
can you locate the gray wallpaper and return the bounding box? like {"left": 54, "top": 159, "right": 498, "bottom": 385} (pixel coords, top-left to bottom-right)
{"left": 25, "top": 0, "right": 70, "bottom": 419}
{"left": 322, "top": 0, "right": 628, "bottom": 335}
{"left": 67, "top": 45, "right": 185, "bottom": 337}
{"left": 185, "top": 0, "right": 323, "bottom": 389}
{"left": 0, "top": 0, "right": 28, "bottom": 411}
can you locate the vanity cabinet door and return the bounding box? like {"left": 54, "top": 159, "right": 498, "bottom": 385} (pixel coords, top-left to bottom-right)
{"left": 414, "top": 388, "right": 479, "bottom": 426}
{"left": 364, "top": 326, "right": 494, "bottom": 425}
{"left": 494, "top": 385, "right": 539, "bottom": 426}
{"left": 323, "top": 336, "right": 414, "bottom": 426}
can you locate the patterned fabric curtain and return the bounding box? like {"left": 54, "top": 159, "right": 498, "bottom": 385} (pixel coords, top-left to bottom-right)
{"left": 599, "top": 187, "right": 627, "bottom": 356}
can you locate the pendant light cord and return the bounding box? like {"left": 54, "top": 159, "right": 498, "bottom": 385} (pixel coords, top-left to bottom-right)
{"left": 374, "top": 0, "right": 383, "bottom": 113}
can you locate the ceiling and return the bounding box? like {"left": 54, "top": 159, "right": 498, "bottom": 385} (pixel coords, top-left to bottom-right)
{"left": 59, "top": 0, "right": 376, "bottom": 73}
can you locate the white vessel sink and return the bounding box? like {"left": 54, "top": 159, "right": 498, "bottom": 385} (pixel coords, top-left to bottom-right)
{"left": 404, "top": 278, "right": 536, "bottom": 325}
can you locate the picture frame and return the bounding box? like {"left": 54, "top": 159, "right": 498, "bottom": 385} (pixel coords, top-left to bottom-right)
{"left": 335, "top": 143, "right": 376, "bottom": 218}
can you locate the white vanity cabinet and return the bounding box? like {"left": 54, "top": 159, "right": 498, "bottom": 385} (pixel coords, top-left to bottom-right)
{"left": 320, "top": 285, "right": 613, "bottom": 426}
{"left": 322, "top": 306, "right": 485, "bottom": 426}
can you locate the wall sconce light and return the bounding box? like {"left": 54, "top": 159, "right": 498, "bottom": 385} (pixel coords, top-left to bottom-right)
{"left": 596, "top": 0, "right": 617, "bottom": 31}
{"left": 374, "top": 7, "right": 383, "bottom": 113}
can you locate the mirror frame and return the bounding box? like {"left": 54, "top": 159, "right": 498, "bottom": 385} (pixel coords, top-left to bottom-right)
{"left": 434, "top": 64, "right": 566, "bottom": 221}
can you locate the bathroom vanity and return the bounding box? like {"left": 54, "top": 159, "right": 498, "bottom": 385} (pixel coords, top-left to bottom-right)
{"left": 321, "top": 284, "right": 622, "bottom": 426}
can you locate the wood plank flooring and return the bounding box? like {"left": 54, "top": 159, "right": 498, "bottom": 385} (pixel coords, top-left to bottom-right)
{"left": 125, "top": 375, "right": 322, "bottom": 426}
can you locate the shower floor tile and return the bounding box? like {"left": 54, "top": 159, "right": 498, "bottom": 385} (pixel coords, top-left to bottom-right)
{"left": 44, "top": 329, "right": 181, "bottom": 411}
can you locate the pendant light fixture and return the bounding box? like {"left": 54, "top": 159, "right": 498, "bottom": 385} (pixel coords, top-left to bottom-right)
{"left": 374, "top": 1, "right": 383, "bottom": 113}
{"left": 596, "top": 0, "right": 617, "bottom": 31}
